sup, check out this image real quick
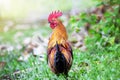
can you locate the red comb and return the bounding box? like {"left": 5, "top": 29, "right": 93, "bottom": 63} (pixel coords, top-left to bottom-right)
{"left": 48, "top": 10, "right": 62, "bottom": 22}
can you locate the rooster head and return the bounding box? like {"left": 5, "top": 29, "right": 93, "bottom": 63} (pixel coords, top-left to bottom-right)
{"left": 48, "top": 10, "right": 62, "bottom": 29}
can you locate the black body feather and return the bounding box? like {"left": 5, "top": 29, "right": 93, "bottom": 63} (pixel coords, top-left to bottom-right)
{"left": 54, "top": 43, "right": 67, "bottom": 75}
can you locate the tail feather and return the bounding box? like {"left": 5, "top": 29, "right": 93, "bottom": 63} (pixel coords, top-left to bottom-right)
{"left": 54, "top": 42, "right": 67, "bottom": 74}
{"left": 56, "top": 42, "right": 60, "bottom": 52}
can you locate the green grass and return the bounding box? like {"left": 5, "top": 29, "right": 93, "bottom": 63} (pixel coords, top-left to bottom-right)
{"left": 0, "top": 44, "right": 120, "bottom": 80}
{"left": 0, "top": 24, "right": 120, "bottom": 80}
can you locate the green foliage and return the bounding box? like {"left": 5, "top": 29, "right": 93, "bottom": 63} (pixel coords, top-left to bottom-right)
{"left": 70, "top": 0, "right": 120, "bottom": 48}
{"left": 69, "top": 2, "right": 120, "bottom": 79}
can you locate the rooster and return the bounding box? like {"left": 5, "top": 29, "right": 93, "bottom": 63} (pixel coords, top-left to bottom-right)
{"left": 47, "top": 11, "right": 73, "bottom": 76}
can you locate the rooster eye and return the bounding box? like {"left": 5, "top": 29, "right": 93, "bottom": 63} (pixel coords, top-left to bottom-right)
{"left": 49, "top": 19, "right": 55, "bottom": 23}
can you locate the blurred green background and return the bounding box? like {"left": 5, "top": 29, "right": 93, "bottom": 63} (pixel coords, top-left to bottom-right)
{"left": 0, "top": 0, "right": 95, "bottom": 19}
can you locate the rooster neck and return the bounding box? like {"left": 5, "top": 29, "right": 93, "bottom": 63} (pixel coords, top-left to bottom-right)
{"left": 48, "top": 21, "right": 68, "bottom": 48}
{"left": 53, "top": 21, "right": 65, "bottom": 30}
{"left": 53, "top": 22, "right": 68, "bottom": 39}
